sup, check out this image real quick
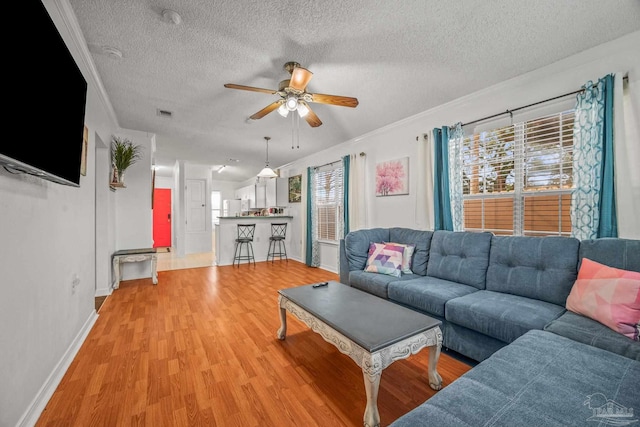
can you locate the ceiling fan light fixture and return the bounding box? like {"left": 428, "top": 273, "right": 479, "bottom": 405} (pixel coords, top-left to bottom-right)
{"left": 297, "top": 102, "right": 309, "bottom": 118}
{"left": 289, "top": 67, "right": 313, "bottom": 91}
{"left": 277, "top": 103, "right": 289, "bottom": 117}
{"left": 285, "top": 95, "right": 298, "bottom": 111}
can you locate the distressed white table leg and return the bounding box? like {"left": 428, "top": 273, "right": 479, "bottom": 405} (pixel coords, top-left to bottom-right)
{"left": 277, "top": 296, "right": 287, "bottom": 340}
{"left": 362, "top": 369, "right": 381, "bottom": 427}
{"left": 428, "top": 329, "right": 443, "bottom": 390}
{"left": 112, "top": 257, "right": 121, "bottom": 289}
{"left": 151, "top": 255, "right": 158, "bottom": 285}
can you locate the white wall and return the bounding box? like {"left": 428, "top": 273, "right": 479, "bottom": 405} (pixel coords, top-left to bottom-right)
{"left": 115, "top": 130, "right": 155, "bottom": 281}
{"left": 0, "top": 1, "right": 120, "bottom": 425}
{"left": 278, "top": 31, "right": 640, "bottom": 273}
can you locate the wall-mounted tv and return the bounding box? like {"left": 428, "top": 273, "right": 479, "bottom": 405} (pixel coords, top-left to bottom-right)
{"left": 0, "top": 0, "right": 88, "bottom": 187}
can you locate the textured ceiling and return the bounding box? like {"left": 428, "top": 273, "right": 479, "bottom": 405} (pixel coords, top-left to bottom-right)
{"left": 67, "top": 0, "right": 640, "bottom": 181}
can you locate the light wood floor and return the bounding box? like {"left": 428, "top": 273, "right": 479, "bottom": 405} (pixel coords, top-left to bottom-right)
{"left": 41, "top": 260, "right": 472, "bottom": 427}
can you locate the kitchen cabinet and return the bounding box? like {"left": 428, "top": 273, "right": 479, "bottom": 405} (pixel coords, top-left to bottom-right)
{"left": 255, "top": 183, "right": 266, "bottom": 208}
{"left": 266, "top": 178, "right": 288, "bottom": 207}
{"left": 234, "top": 184, "right": 256, "bottom": 208}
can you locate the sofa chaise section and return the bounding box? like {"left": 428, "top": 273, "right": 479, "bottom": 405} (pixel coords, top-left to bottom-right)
{"left": 389, "top": 329, "right": 640, "bottom": 427}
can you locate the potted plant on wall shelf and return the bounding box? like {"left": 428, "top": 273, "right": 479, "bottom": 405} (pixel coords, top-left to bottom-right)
{"left": 111, "top": 136, "right": 142, "bottom": 186}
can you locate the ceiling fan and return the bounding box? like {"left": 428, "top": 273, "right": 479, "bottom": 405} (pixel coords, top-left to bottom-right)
{"left": 224, "top": 61, "right": 359, "bottom": 127}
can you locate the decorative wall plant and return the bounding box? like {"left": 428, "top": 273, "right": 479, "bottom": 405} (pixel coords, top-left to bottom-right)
{"left": 111, "top": 136, "right": 142, "bottom": 184}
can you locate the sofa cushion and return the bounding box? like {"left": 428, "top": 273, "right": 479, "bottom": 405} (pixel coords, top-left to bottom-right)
{"left": 388, "top": 277, "right": 478, "bottom": 317}
{"left": 545, "top": 311, "right": 640, "bottom": 360}
{"left": 344, "top": 228, "right": 390, "bottom": 272}
{"left": 426, "top": 230, "right": 492, "bottom": 289}
{"left": 566, "top": 258, "right": 640, "bottom": 341}
{"left": 579, "top": 237, "right": 640, "bottom": 272}
{"left": 389, "top": 330, "right": 640, "bottom": 427}
{"left": 389, "top": 228, "right": 433, "bottom": 276}
{"left": 445, "top": 290, "right": 565, "bottom": 343}
{"left": 486, "top": 235, "right": 580, "bottom": 306}
{"left": 364, "top": 242, "right": 404, "bottom": 277}
{"left": 349, "top": 270, "right": 417, "bottom": 299}
{"left": 384, "top": 242, "right": 416, "bottom": 274}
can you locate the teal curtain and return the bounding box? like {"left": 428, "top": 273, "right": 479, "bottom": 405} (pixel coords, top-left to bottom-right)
{"left": 571, "top": 74, "right": 617, "bottom": 239}
{"left": 342, "top": 155, "right": 350, "bottom": 236}
{"left": 305, "top": 167, "right": 319, "bottom": 266}
{"left": 433, "top": 127, "right": 453, "bottom": 230}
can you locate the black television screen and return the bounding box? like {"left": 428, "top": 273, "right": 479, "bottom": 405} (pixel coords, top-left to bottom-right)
{"left": 1, "top": 0, "right": 88, "bottom": 186}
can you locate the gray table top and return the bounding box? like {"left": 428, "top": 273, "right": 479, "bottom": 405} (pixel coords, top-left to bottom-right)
{"left": 279, "top": 281, "right": 441, "bottom": 353}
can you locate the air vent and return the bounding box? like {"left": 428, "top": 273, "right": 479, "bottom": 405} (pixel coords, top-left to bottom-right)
{"left": 157, "top": 109, "right": 173, "bottom": 118}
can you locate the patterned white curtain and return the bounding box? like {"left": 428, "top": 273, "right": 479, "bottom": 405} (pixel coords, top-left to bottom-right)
{"left": 305, "top": 167, "right": 320, "bottom": 267}
{"left": 448, "top": 123, "right": 465, "bottom": 231}
{"left": 348, "top": 153, "right": 367, "bottom": 231}
{"left": 571, "top": 77, "right": 613, "bottom": 240}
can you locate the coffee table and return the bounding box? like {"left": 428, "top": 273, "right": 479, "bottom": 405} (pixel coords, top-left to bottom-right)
{"left": 277, "top": 281, "right": 442, "bottom": 427}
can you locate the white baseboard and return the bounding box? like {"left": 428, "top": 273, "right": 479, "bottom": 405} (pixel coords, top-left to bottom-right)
{"left": 17, "top": 310, "right": 98, "bottom": 427}
{"left": 94, "top": 286, "right": 112, "bottom": 297}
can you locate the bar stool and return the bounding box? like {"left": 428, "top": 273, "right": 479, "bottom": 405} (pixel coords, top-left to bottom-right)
{"left": 233, "top": 224, "right": 256, "bottom": 267}
{"left": 267, "top": 223, "right": 288, "bottom": 263}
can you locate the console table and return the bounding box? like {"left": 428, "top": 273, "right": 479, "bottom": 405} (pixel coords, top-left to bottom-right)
{"left": 112, "top": 248, "right": 158, "bottom": 289}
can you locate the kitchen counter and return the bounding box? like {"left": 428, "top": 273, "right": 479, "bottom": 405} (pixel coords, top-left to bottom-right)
{"left": 214, "top": 216, "right": 293, "bottom": 266}
{"left": 218, "top": 215, "right": 293, "bottom": 219}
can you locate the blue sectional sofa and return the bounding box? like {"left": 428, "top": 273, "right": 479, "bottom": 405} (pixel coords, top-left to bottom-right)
{"left": 339, "top": 228, "right": 640, "bottom": 426}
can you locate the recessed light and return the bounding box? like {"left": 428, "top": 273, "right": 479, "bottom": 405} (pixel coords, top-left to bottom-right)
{"left": 162, "top": 9, "right": 182, "bottom": 25}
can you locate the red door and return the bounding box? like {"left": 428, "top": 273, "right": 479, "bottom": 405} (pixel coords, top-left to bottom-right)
{"left": 153, "top": 188, "right": 172, "bottom": 248}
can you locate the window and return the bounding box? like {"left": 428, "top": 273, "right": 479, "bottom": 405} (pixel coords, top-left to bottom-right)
{"left": 462, "top": 110, "right": 574, "bottom": 236}
{"left": 314, "top": 164, "right": 344, "bottom": 242}
{"left": 211, "top": 191, "right": 221, "bottom": 226}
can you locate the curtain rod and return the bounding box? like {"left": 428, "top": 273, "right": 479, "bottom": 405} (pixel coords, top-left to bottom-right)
{"left": 460, "top": 75, "right": 628, "bottom": 128}
{"left": 313, "top": 159, "right": 342, "bottom": 170}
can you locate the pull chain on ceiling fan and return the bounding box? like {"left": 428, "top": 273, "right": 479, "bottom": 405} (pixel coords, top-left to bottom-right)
{"left": 224, "top": 61, "right": 359, "bottom": 128}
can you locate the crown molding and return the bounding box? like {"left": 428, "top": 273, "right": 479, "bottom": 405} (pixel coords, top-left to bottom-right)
{"left": 51, "top": 0, "right": 119, "bottom": 128}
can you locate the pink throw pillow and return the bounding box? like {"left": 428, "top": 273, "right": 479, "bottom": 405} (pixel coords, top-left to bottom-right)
{"left": 566, "top": 258, "right": 640, "bottom": 341}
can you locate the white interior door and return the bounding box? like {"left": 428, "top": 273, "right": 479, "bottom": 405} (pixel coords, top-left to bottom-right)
{"left": 187, "top": 179, "right": 206, "bottom": 233}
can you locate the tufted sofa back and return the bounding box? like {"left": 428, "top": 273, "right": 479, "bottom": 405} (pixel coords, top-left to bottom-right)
{"left": 426, "top": 230, "right": 493, "bottom": 289}
{"left": 579, "top": 238, "right": 640, "bottom": 273}
{"left": 344, "top": 228, "right": 390, "bottom": 271}
{"left": 486, "top": 235, "right": 580, "bottom": 305}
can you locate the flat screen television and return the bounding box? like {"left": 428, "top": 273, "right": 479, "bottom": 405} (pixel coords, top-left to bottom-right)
{"left": 1, "top": 0, "right": 88, "bottom": 187}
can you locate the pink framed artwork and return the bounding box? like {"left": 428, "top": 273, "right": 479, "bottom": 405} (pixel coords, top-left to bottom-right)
{"left": 376, "top": 157, "right": 409, "bottom": 196}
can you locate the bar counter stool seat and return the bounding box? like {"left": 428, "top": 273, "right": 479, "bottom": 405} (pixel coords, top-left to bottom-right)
{"left": 267, "top": 223, "right": 288, "bottom": 263}
{"left": 233, "top": 224, "right": 256, "bottom": 266}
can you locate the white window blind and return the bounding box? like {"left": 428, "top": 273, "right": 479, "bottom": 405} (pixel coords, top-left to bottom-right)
{"left": 462, "top": 110, "right": 574, "bottom": 236}
{"left": 314, "top": 164, "right": 344, "bottom": 241}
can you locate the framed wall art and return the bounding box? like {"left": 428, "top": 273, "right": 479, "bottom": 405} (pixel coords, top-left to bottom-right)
{"left": 375, "top": 157, "right": 409, "bottom": 196}
{"left": 80, "top": 125, "right": 88, "bottom": 176}
{"left": 288, "top": 174, "right": 302, "bottom": 203}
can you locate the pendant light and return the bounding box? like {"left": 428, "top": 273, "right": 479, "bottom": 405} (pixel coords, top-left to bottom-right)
{"left": 257, "top": 136, "right": 278, "bottom": 178}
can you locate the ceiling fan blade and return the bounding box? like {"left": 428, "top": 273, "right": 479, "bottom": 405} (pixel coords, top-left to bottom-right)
{"left": 289, "top": 67, "right": 313, "bottom": 91}
{"left": 310, "top": 93, "right": 359, "bottom": 108}
{"left": 249, "top": 100, "right": 283, "bottom": 120}
{"left": 302, "top": 103, "right": 322, "bottom": 127}
{"left": 224, "top": 83, "right": 277, "bottom": 95}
